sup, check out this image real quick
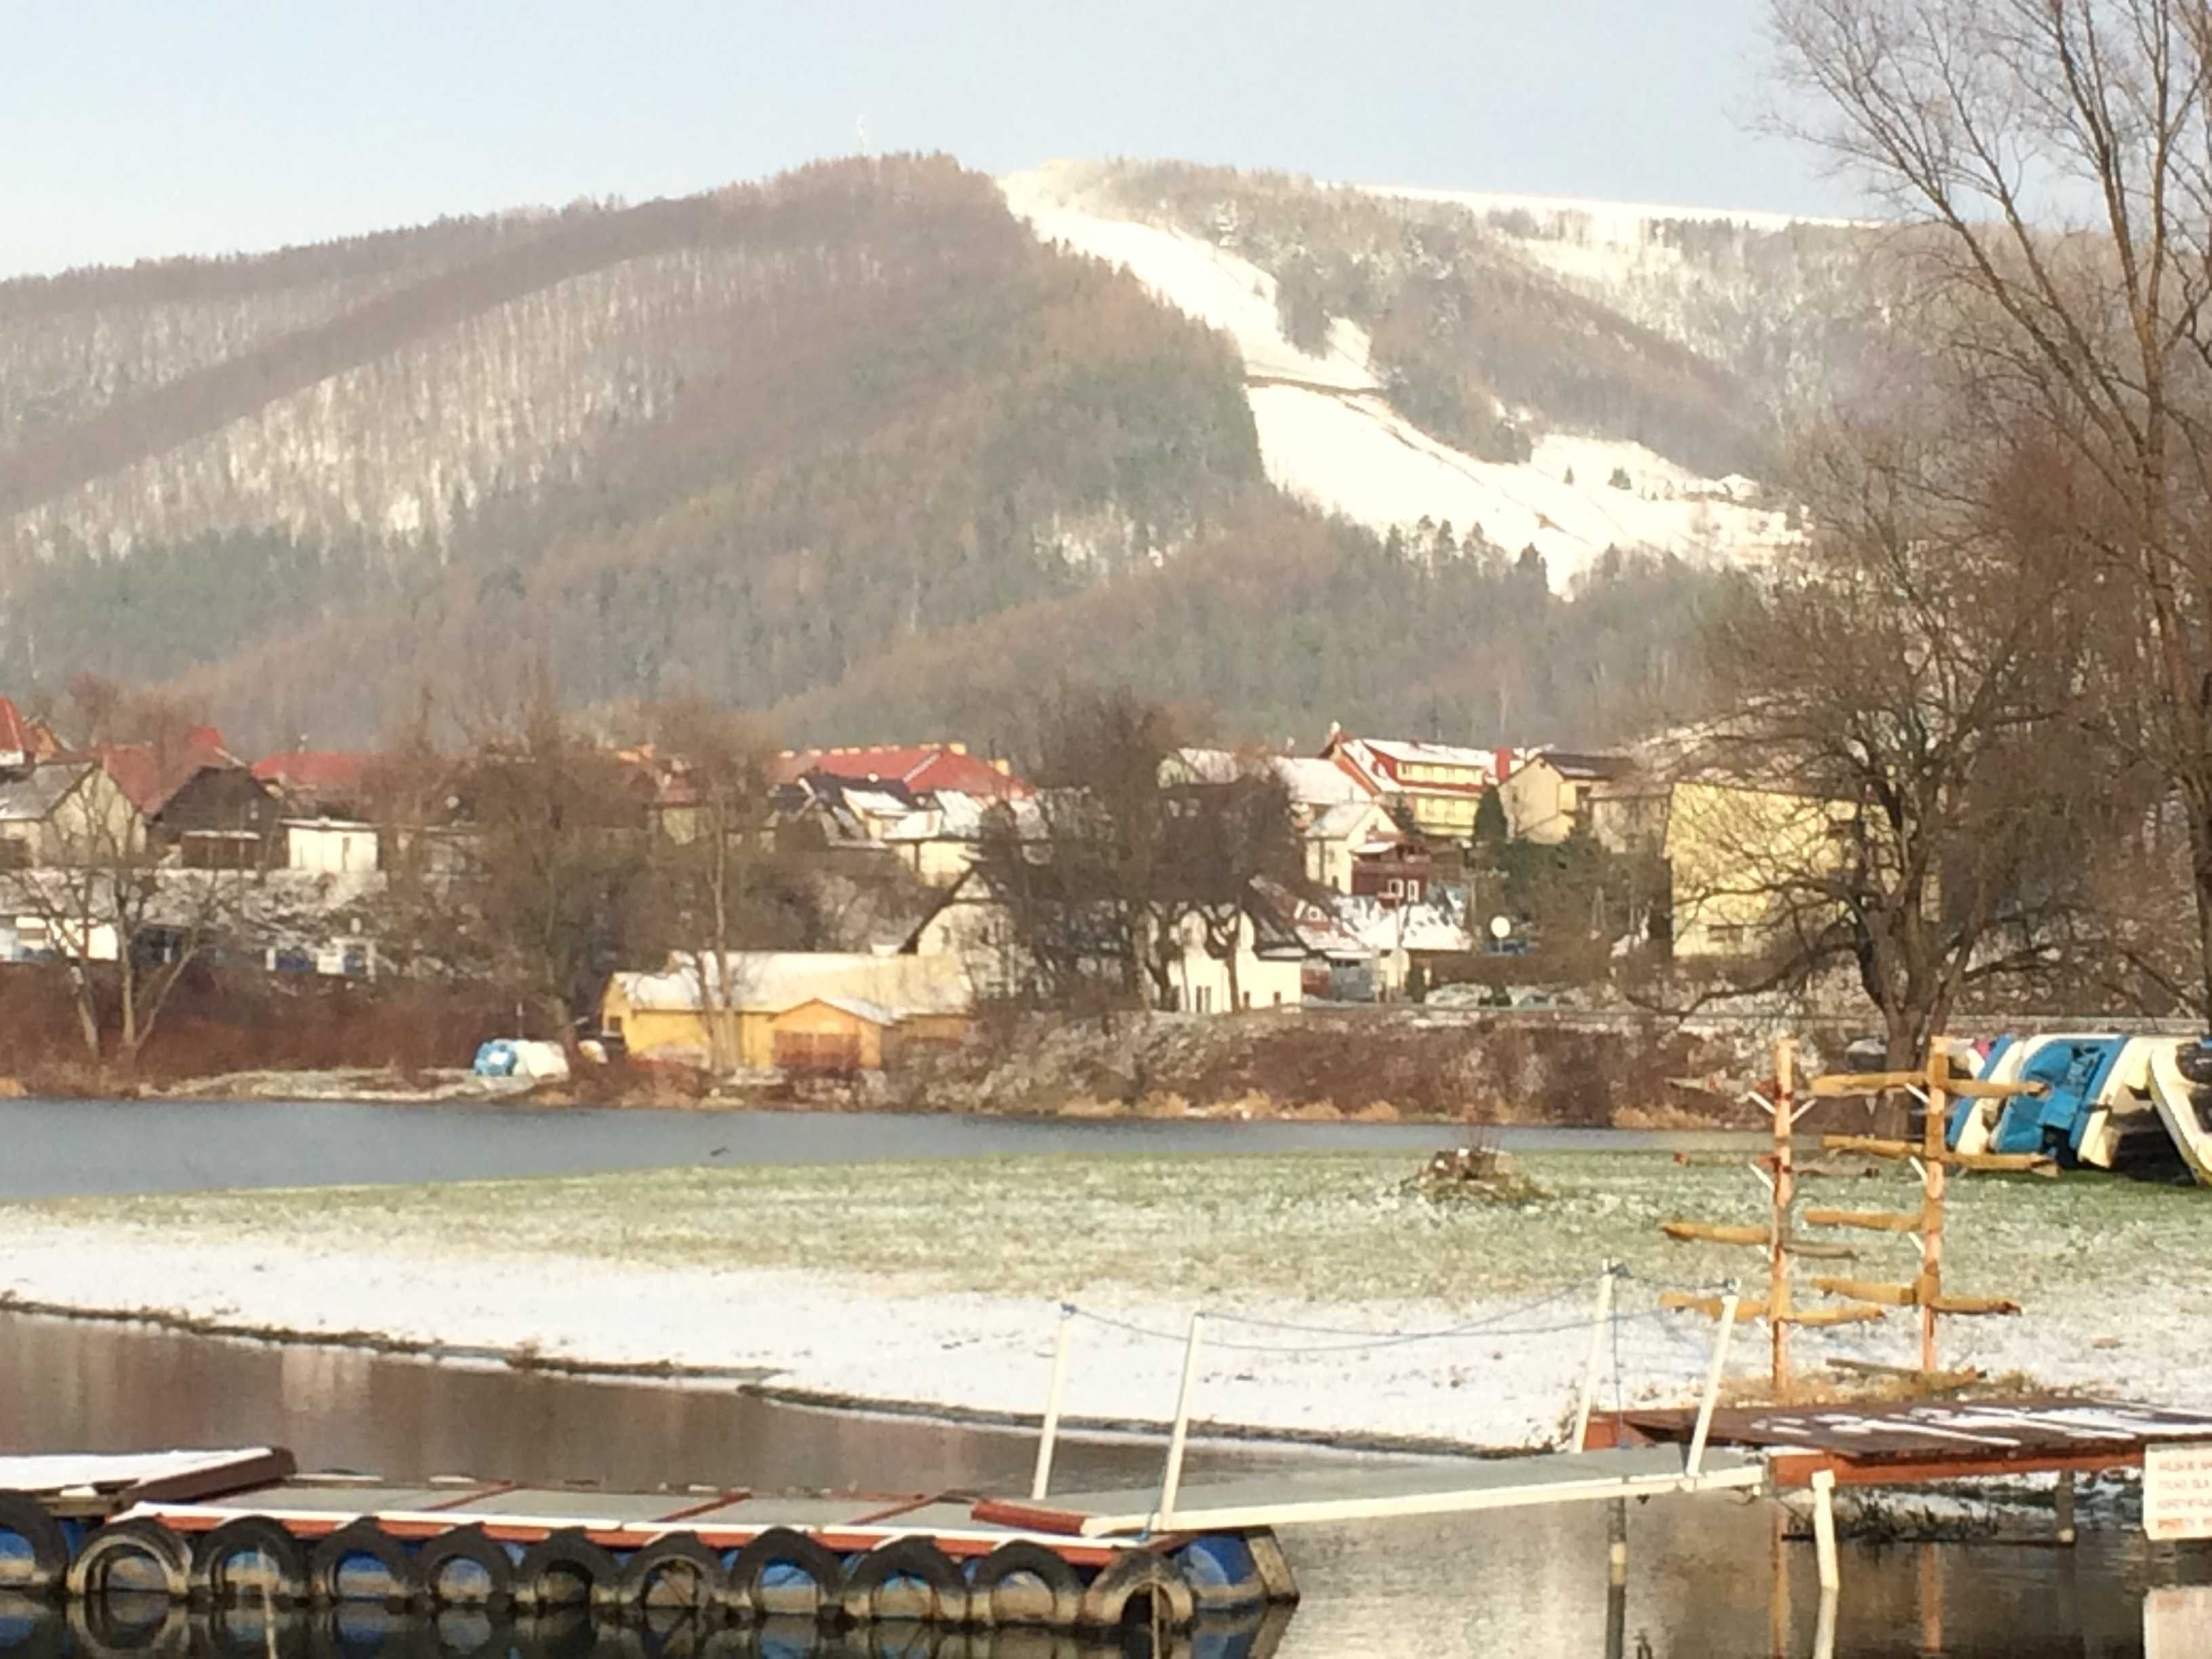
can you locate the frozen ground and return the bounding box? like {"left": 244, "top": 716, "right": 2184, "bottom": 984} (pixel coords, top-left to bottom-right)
{"left": 999, "top": 162, "right": 1795, "bottom": 590}
{"left": 0, "top": 1152, "right": 2203, "bottom": 1450}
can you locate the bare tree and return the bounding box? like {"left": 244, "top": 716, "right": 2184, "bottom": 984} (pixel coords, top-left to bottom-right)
{"left": 1678, "top": 413, "right": 2135, "bottom": 1109}
{"left": 1771, "top": 0, "right": 2212, "bottom": 1010}
{"left": 642, "top": 695, "right": 781, "bottom": 1071}
{"left": 0, "top": 766, "right": 240, "bottom": 1063}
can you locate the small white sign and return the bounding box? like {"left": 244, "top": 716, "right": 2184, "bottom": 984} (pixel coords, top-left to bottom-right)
{"left": 2144, "top": 1442, "right": 2212, "bottom": 1540}
{"left": 2145, "top": 1585, "right": 2212, "bottom": 1659}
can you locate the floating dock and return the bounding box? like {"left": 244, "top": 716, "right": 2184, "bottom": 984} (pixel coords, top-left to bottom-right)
{"left": 0, "top": 1436, "right": 1770, "bottom": 1638}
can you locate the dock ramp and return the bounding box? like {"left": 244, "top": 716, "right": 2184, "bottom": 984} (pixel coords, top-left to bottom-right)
{"left": 980, "top": 1442, "right": 1768, "bottom": 1536}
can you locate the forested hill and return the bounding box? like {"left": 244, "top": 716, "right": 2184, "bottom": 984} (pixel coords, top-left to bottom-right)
{"left": 0, "top": 154, "right": 1739, "bottom": 750}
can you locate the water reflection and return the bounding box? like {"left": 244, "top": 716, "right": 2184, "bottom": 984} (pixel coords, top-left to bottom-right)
{"left": 0, "top": 1598, "right": 1294, "bottom": 1659}
{"left": 3, "top": 1312, "right": 2207, "bottom": 1655}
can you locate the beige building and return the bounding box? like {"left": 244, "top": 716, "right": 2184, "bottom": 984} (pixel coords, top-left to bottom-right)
{"left": 0, "top": 762, "right": 146, "bottom": 868}
{"left": 1498, "top": 752, "right": 1643, "bottom": 845}
{"left": 1662, "top": 779, "right": 1853, "bottom": 959}
{"left": 602, "top": 951, "right": 972, "bottom": 1070}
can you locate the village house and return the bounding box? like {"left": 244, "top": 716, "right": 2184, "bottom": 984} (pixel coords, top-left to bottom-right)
{"left": 601, "top": 950, "right": 972, "bottom": 1071}
{"left": 908, "top": 866, "right": 1306, "bottom": 1012}
{"left": 880, "top": 790, "right": 1042, "bottom": 887}
{"left": 773, "top": 741, "right": 1027, "bottom": 799}
{"left": 1302, "top": 798, "right": 1399, "bottom": 893}
{"left": 0, "top": 761, "right": 145, "bottom": 870}
{"left": 1319, "top": 730, "right": 1521, "bottom": 843}
{"left": 1496, "top": 751, "right": 1641, "bottom": 844}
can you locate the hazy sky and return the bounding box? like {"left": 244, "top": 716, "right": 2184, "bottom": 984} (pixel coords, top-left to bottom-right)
{"left": 3, "top": 0, "right": 1856, "bottom": 277}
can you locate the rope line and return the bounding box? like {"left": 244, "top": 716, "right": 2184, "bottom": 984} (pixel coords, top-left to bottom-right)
{"left": 1064, "top": 1301, "right": 1692, "bottom": 1355}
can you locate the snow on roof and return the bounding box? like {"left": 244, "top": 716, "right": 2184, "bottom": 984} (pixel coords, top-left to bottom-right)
{"left": 613, "top": 951, "right": 970, "bottom": 1019}
{"left": 839, "top": 787, "right": 912, "bottom": 820}
{"left": 1273, "top": 756, "right": 1370, "bottom": 806}
{"left": 1345, "top": 896, "right": 1475, "bottom": 955}
{"left": 775, "top": 745, "right": 1026, "bottom": 798}
{"left": 0, "top": 762, "right": 89, "bottom": 823}
{"left": 802, "top": 994, "right": 900, "bottom": 1027}
{"left": 1309, "top": 800, "right": 1385, "bottom": 839}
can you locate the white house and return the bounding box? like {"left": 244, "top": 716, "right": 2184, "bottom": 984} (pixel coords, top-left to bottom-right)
{"left": 283, "top": 819, "right": 380, "bottom": 875}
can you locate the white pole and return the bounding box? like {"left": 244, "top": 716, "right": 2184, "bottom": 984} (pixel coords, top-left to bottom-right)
{"left": 1157, "top": 1313, "right": 1207, "bottom": 1527}
{"left": 1570, "top": 1265, "right": 1616, "bottom": 1453}
{"left": 1685, "top": 1287, "right": 1740, "bottom": 1480}
{"left": 1812, "top": 1586, "right": 1839, "bottom": 1659}
{"left": 1811, "top": 1467, "right": 1841, "bottom": 1592}
{"left": 1030, "top": 1307, "right": 1075, "bottom": 1501}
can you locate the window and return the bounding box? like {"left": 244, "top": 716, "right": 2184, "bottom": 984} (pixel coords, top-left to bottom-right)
{"left": 606, "top": 1016, "right": 624, "bottom": 1037}
{"left": 1241, "top": 991, "right": 1251, "bottom": 1009}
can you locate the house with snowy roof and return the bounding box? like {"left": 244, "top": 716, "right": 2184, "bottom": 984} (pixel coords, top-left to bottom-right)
{"left": 600, "top": 949, "right": 972, "bottom": 1071}
{"left": 1319, "top": 728, "right": 1523, "bottom": 842}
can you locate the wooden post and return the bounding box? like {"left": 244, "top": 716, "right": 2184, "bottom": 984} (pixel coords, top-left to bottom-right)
{"left": 1770, "top": 1038, "right": 1797, "bottom": 1399}
{"left": 1571, "top": 1265, "right": 1616, "bottom": 1453}
{"left": 1030, "top": 1306, "right": 1074, "bottom": 1501}
{"left": 1921, "top": 1046, "right": 1948, "bottom": 1374}
{"left": 1157, "top": 1313, "right": 1206, "bottom": 1527}
{"left": 1686, "top": 1286, "right": 1740, "bottom": 1479}
{"left": 1810, "top": 1466, "right": 1840, "bottom": 1591}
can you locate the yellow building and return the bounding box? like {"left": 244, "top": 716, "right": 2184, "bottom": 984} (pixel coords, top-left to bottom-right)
{"left": 1497, "top": 752, "right": 1642, "bottom": 845}
{"left": 1662, "top": 779, "right": 1853, "bottom": 959}
{"left": 602, "top": 951, "right": 971, "bottom": 1071}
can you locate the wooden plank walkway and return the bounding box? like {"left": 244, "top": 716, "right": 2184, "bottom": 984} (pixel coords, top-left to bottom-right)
{"left": 1614, "top": 1397, "right": 2212, "bottom": 1486}
{"left": 977, "top": 1443, "right": 1770, "bottom": 1537}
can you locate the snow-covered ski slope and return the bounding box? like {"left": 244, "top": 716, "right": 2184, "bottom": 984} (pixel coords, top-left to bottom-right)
{"left": 1000, "top": 162, "right": 1795, "bottom": 590}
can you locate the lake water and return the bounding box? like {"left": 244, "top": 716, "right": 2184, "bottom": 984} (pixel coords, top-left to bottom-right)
{"left": 0, "top": 1309, "right": 2200, "bottom": 1657}
{"left": 0, "top": 1095, "right": 1761, "bottom": 1198}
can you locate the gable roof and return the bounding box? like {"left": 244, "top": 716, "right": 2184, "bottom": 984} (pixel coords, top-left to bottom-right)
{"left": 94, "top": 728, "right": 242, "bottom": 817}
{"left": 1517, "top": 750, "right": 1639, "bottom": 783}
{"left": 1322, "top": 734, "right": 1521, "bottom": 796}
{"left": 252, "top": 750, "right": 380, "bottom": 804}
{"left": 775, "top": 744, "right": 1027, "bottom": 798}
{"left": 0, "top": 762, "right": 92, "bottom": 824}
{"left": 611, "top": 950, "right": 970, "bottom": 1019}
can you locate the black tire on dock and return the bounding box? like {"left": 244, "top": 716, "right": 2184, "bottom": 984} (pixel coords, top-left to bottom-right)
{"left": 838, "top": 1536, "right": 967, "bottom": 1626}
{"left": 612, "top": 1533, "right": 728, "bottom": 1618}
{"left": 0, "top": 1491, "right": 70, "bottom": 1599}
{"left": 189, "top": 1517, "right": 308, "bottom": 1607}
{"left": 726, "top": 1528, "right": 845, "bottom": 1623}
{"left": 68, "top": 1518, "right": 192, "bottom": 1604}
{"left": 512, "top": 1529, "right": 621, "bottom": 1612}
{"left": 305, "top": 1520, "right": 423, "bottom": 1609}
{"left": 414, "top": 1525, "right": 516, "bottom": 1610}
{"left": 968, "top": 1539, "right": 1084, "bottom": 1628}
{"left": 1076, "top": 1549, "right": 1195, "bottom": 1632}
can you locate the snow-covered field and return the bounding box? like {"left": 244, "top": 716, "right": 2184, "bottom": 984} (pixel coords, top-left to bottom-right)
{"left": 2, "top": 1153, "right": 2205, "bottom": 1451}
{"left": 999, "top": 162, "right": 1794, "bottom": 589}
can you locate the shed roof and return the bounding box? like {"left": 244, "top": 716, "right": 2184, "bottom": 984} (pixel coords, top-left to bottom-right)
{"left": 611, "top": 950, "right": 970, "bottom": 1019}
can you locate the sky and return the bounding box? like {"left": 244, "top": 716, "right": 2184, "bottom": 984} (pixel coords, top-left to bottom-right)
{"left": 0, "top": 0, "right": 1861, "bottom": 278}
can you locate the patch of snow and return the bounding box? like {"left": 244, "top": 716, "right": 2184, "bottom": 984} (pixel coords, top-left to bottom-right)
{"left": 1000, "top": 163, "right": 1795, "bottom": 590}
{"left": 1361, "top": 184, "right": 1872, "bottom": 245}
{"left": 1000, "top": 167, "right": 1376, "bottom": 393}
{"left": 1250, "top": 388, "right": 1789, "bottom": 588}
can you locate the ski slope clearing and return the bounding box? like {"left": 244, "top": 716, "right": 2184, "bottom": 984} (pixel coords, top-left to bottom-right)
{"left": 1000, "top": 165, "right": 1375, "bottom": 392}
{"left": 1001, "top": 162, "right": 1791, "bottom": 588}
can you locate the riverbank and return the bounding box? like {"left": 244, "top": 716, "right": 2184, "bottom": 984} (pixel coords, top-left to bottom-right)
{"left": 1, "top": 1149, "right": 2203, "bottom": 1449}
{"left": 156, "top": 1010, "right": 1776, "bottom": 1127}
